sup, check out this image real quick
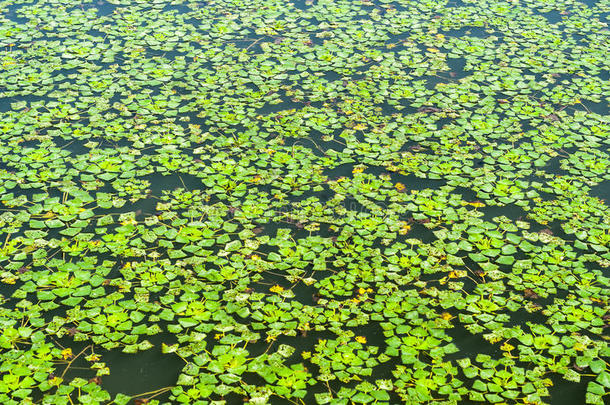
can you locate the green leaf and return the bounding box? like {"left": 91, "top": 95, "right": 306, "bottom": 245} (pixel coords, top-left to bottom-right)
{"left": 596, "top": 371, "right": 610, "bottom": 388}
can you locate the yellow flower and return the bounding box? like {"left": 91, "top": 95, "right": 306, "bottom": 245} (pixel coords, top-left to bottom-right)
{"left": 440, "top": 312, "right": 453, "bottom": 321}
{"left": 485, "top": 335, "right": 502, "bottom": 344}
{"left": 251, "top": 254, "right": 261, "bottom": 261}
{"left": 398, "top": 222, "right": 411, "bottom": 235}
{"left": 270, "top": 285, "right": 284, "bottom": 294}
{"left": 302, "top": 351, "right": 312, "bottom": 359}
{"left": 573, "top": 342, "right": 586, "bottom": 351}
{"left": 355, "top": 336, "right": 367, "bottom": 344}
{"left": 61, "top": 348, "right": 73, "bottom": 360}
{"left": 265, "top": 334, "right": 277, "bottom": 343}
{"left": 353, "top": 123, "right": 367, "bottom": 131}
{"left": 49, "top": 376, "right": 63, "bottom": 386}
{"left": 352, "top": 166, "right": 365, "bottom": 174}
{"left": 2, "top": 277, "right": 16, "bottom": 285}
{"left": 120, "top": 217, "right": 138, "bottom": 226}
{"left": 395, "top": 182, "right": 406, "bottom": 191}
{"left": 500, "top": 342, "right": 515, "bottom": 352}
{"left": 252, "top": 175, "right": 262, "bottom": 183}
{"left": 469, "top": 201, "right": 485, "bottom": 208}
{"left": 85, "top": 353, "right": 101, "bottom": 362}
{"left": 358, "top": 287, "right": 366, "bottom": 295}
{"left": 449, "top": 270, "right": 466, "bottom": 279}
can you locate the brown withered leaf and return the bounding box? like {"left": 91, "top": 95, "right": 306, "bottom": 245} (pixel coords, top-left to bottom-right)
{"left": 523, "top": 288, "right": 540, "bottom": 300}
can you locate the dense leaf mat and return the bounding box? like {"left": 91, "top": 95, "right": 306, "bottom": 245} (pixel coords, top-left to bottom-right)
{"left": 0, "top": 0, "right": 609, "bottom": 404}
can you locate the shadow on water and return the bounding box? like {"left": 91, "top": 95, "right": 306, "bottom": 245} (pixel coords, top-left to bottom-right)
{"left": 445, "top": 56, "right": 469, "bottom": 79}
{"left": 481, "top": 202, "right": 526, "bottom": 222}
{"left": 100, "top": 334, "right": 184, "bottom": 402}
{"left": 541, "top": 155, "right": 571, "bottom": 177}
{"left": 147, "top": 172, "right": 203, "bottom": 195}
{"left": 73, "top": 0, "right": 117, "bottom": 17}
{"left": 547, "top": 374, "right": 593, "bottom": 405}
{"left": 0, "top": 96, "right": 46, "bottom": 113}
{"left": 578, "top": 99, "right": 608, "bottom": 115}
{"left": 47, "top": 331, "right": 183, "bottom": 404}
{"left": 161, "top": 2, "right": 192, "bottom": 15}
{"left": 257, "top": 97, "right": 299, "bottom": 115}
{"left": 443, "top": 26, "right": 492, "bottom": 39}
{"left": 96, "top": 1, "right": 117, "bottom": 17}
{"left": 444, "top": 322, "right": 501, "bottom": 362}
{"left": 392, "top": 172, "right": 446, "bottom": 191}
{"left": 4, "top": 4, "right": 29, "bottom": 24}
{"left": 542, "top": 10, "right": 564, "bottom": 24}
{"left": 589, "top": 180, "right": 609, "bottom": 205}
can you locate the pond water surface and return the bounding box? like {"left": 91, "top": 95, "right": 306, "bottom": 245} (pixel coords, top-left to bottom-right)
{"left": 0, "top": 0, "right": 608, "bottom": 404}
